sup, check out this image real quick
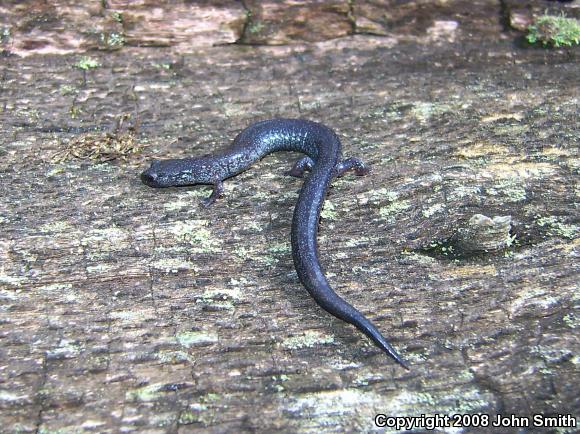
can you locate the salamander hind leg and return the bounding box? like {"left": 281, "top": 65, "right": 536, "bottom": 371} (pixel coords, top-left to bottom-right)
{"left": 201, "top": 180, "right": 224, "bottom": 207}
{"left": 333, "top": 157, "right": 370, "bottom": 178}
{"left": 285, "top": 156, "right": 314, "bottom": 178}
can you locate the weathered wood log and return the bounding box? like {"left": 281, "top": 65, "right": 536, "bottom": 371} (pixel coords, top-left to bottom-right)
{"left": 1, "top": 1, "right": 578, "bottom": 433}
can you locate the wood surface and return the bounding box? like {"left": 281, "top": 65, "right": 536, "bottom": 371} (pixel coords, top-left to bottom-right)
{"left": 1, "top": 1, "right": 578, "bottom": 432}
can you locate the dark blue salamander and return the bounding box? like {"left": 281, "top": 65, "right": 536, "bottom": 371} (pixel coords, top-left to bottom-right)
{"left": 141, "top": 118, "right": 408, "bottom": 369}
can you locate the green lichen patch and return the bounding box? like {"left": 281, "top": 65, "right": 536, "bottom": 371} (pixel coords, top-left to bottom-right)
{"left": 527, "top": 14, "right": 580, "bottom": 48}
{"left": 99, "top": 32, "right": 126, "bottom": 50}
{"left": 411, "top": 102, "right": 452, "bottom": 122}
{"left": 536, "top": 215, "right": 578, "bottom": 239}
{"left": 447, "top": 185, "right": 482, "bottom": 201}
{"left": 320, "top": 200, "right": 337, "bottom": 220}
{"left": 111, "top": 11, "right": 123, "bottom": 23}
{"left": 152, "top": 62, "right": 173, "bottom": 70}
{"left": 562, "top": 313, "right": 578, "bottom": 329}
{"left": 199, "top": 285, "right": 244, "bottom": 302}
{"left": 530, "top": 345, "right": 573, "bottom": 364}
{"left": 59, "top": 84, "right": 77, "bottom": 96}
{"left": 126, "top": 383, "right": 165, "bottom": 402}
{"left": 378, "top": 195, "right": 411, "bottom": 222}
{"left": 1, "top": 27, "right": 10, "bottom": 45}
{"left": 282, "top": 331, "right": 335, "bottom": 350}
{"left": 487, "top": 179, "right": 527, "bottom": 203}
{"left": 367, "top": 187, "right": 399, "bottom": 203}
{"left": 176, "top": 331, "right": 218, "bottom": 348}
{"left": 157, "top": 350, "right": 193, "bottom": 364}
{"left": 421, "top": 238, "right": 457, "bottom": 258}
{"left": 168, "top": 221, "right": 222, "bottom": 253}
{"left": 195, "top": 284, "right": 243, "bottom": 310}
{"left": 266, "top": 242, "right": 290, "bottom": 257}
{"left": 74, "top": 56, "right": 101, "bottom": 70}
{"left": 178, "top": 404, "right": 209, "bottom": 425}
{"left": 39, "top": 220, "right": 73, "bottom": 233}
{"left": 248, "top": 21, "right": 266, "bottom": 33}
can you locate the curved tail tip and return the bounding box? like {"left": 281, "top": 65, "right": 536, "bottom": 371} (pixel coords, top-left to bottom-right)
{"left": 394, "top": 355, "right": 411, "bottom": 371}
{"left": 384, "top": 345, "right": 411, "bottom": 370}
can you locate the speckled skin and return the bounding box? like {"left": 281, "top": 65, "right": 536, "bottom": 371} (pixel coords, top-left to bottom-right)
{"left": 141, "top": 118, "right": 408, "bottom": 368}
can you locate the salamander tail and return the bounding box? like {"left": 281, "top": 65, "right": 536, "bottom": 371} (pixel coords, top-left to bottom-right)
{"left": 351, "top": 311, "right": 410, "bottom": 370}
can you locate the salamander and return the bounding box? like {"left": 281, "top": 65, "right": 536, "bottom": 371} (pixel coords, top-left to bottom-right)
{"left": 141, "top": 118, "right": 408, "bottom": 368}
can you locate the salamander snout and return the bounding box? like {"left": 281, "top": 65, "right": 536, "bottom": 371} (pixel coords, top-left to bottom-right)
{"left": 141, "top": 160, "right": 164, "bottom": 187}
{"left": 141, "top": 170, "right": 159, "bottom": 187}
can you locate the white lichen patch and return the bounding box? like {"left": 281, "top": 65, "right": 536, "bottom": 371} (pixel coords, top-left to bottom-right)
{"left": 401, "top": 251, "right": 437, "bottom": 264}
{"left": 509, "top": 286, "right": 559, "bottom": 316}
{"left": 110, "top": 309, "right": 156, "bottom": 324}
{"left": 163, "top": 198, "right": 195, "bottom": 212}
{"left": 422, "top": 203, "right": 446, "bottom": 218}
{"left": 385, "top": 388, "right": 493, "bottom": 418}
{"left": 288, "top": 389, "right": 382, "bottom": 419}
{"left": 540, "top": 146, "right": 575, "bottom": 159}
{"left": 199, "top": 287, "right": 244, "bottom": 302}
{"left": 46, "top": 339, "right": 83, "bottom": 359}
{"left": 287, "top": 387, "right": 493, "bottom": 432}
{"left": 0, "top": 289, "right": 18, "bottom": 301}
{"left": 480, "top": 113, "right": 524, "bottom": 123}
{"left": 343, "top": 236, "right": 371, "bottom": 248}
{"left": 483, "top": 161, "right": 558, "bottom": 180}
{"left": 82, "top": 226, "right": 128, "bottom": 247}
{"left": 150, "top": 257, "right": 196, "bottom": 273}
{"left": 427, "top": 20, "right": 459, "bottom": 42}
{"left": 0, "top": 272, "right": 26, "bottom": 287}
{"left": 329, "top": 359, "right": 361, "bottom": 370}
{"left": 442, "top": 264, "right": 497, "bottom": 279}
{"left": 282, "top": 331, "right": 335, "bottom": 350}
{"left": 0, "top": 391, "right": 29, "bottom": 404}
{"left": 38, "top": 283, "right": 73, "bottom": 292}
{"left": 86, "top": 263, "right": 113, "bottom": 274}
{"left": 176, "top": 330, "right": 218, "bottom": 348}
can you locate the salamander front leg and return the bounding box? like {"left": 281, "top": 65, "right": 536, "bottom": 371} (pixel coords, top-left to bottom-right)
{"left": 202, "top": 180, "right": 224, "bottom": 207}
{"left": 333, "top": 157, "right": 370, "bottom": 178}
{"left": 285, "top": 156, "right": 314, "bottom": 178}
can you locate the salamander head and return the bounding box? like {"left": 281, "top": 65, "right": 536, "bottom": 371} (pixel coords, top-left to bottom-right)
{"left": 141, "top": 158, "right": 214, "bottom": 188}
